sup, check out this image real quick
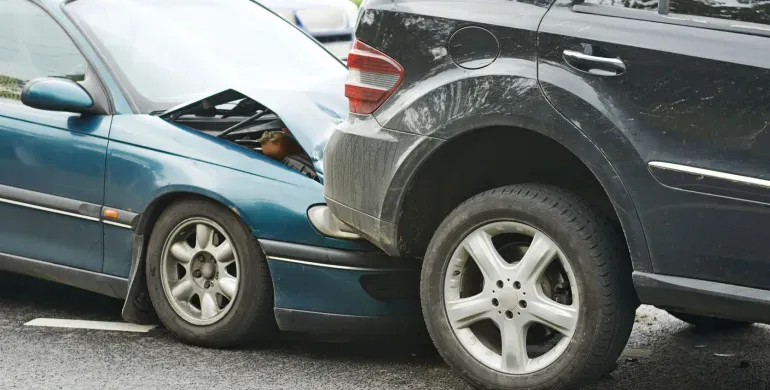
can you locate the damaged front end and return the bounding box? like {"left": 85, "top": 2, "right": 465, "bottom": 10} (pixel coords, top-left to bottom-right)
{"left": 159, "top": 89, "right": 323, "bottom": 180}
{"left": 123, "top": 86, "right": 349, "bottom": 323}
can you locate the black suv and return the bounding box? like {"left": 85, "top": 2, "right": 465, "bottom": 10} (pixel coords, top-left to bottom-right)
{"left": 324, "top": 0, "right": 770, "bottom": 388}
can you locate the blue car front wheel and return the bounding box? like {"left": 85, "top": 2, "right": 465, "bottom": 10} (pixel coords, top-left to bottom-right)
{"left": 145, "top": 198, "right": 276, "bottom": 347}
{"left": 160, "top": 217, "right": 240, "bottom": 326}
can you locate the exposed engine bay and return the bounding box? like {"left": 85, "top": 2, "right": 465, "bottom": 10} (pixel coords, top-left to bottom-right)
{"left": 158, "top": 89, "right": 318, "bottom": 180}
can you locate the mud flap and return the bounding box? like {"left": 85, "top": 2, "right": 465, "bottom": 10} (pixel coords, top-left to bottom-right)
{"left": 120, "top": 233, "right": 158, "bottom": 324}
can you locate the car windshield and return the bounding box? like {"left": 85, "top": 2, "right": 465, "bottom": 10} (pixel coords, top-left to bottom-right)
{"left": 66, "top": 0, "right": 345, "bottom": 114}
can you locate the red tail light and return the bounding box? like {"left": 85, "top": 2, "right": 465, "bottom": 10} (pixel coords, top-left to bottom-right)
{"left": 345, "top": 39, "right": 404, "bottom": 115}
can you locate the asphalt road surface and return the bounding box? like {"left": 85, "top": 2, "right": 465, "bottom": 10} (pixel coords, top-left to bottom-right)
{"left": 1, "top": 272, "right": 768, "bottom": 390}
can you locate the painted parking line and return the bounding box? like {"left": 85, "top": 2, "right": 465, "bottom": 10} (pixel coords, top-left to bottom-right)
{"left": 24, "top": 318, "right": 157, "bottom": 333}
{"left": 622, "top": 348, "right": 653, "bottom": 358}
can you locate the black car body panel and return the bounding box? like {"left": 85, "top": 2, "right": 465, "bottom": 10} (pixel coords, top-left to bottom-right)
{"left": 324, "top": 0, "right": 770, "bottom": 322}
{"left": 325, "top": 2, "right": 652, "bottom": 272}
{"left": 539, "top": 0, "right": 770, "bottom": 290}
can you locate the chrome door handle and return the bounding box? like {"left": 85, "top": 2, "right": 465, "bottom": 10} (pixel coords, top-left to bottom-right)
{"left": 563, "top": 50, "right": 626, "bottom": 75}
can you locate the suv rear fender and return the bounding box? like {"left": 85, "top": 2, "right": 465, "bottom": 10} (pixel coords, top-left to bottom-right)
{"left": 381, "top": 76, "right": 652, "bottom": 273}
{"left": 351, "top": 3, "right": 652, "bottom": 272}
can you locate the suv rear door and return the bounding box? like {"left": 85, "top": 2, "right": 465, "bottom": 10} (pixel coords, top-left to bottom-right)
{"left": 537, "top": 0, "right": 770, "bottom": 290}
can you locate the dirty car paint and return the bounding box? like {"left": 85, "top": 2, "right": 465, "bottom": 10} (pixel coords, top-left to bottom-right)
{"left": 323, "top": 2, "right": 650, "bottom": 275}
{"left": 538, "top": 0, "right": 770, "bottom": 290}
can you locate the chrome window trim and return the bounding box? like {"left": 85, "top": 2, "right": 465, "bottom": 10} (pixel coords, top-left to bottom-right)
{"left": 648, "top": 161, "right": 770, "bottom": 189}
{"left": 572, "top": 3, "right": 770, "bottom": 38}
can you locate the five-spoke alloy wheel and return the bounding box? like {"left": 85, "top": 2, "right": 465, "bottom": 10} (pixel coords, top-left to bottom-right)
{"left": 421, "top": 185, "right": 637, "bottom": 390}
{"left": 444, "top": 221, "right": 579, "bottom": 375}
{"left": 146, "top": 199, "right": 275, "bottom": 348}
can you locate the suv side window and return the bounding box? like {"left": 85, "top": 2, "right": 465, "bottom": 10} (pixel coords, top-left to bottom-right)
{"left": 581, "top": 0, "right": 659, "bottom": 11}
{"left": 670, "top": 0, "right": 770, "bottom": 25}
{"left": 0, "top": 0, "right": 87, "bottom": 102}
{"left": 574, "top": 0, "right": 770, "bottom": 34}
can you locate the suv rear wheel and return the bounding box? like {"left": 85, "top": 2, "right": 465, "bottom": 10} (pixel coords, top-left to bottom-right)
{"left": 421, "top": 184, "right": 637, "bottom": 390}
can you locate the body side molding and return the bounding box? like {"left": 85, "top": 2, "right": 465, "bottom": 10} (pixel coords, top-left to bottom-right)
{"left": 0, "top": 250, "right": 128, "bottom": 299}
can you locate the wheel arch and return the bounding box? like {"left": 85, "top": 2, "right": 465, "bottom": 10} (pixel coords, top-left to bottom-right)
{"left": 133, "top": 189, "right": 245, "bottom": 238}
{"left": 121, "top": 188, "right": 248, "bottom": 324}
{"left": 389, "top": 114, "right": 652, "bottom": 274}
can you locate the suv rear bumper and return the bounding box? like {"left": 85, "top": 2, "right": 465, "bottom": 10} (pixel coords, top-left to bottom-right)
{"left": 323, "top": 114, "right": 444, "bottom": 256}
{"left": 324, "top": 196, "right": 401, "bottom": 256}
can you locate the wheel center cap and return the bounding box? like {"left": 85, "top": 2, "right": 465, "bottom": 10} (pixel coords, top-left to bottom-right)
{"left": 201, "top": 262, "right": 215, "bottom": 279}
{"left": 497, "top": 290, "right": 519, "bottom": 308}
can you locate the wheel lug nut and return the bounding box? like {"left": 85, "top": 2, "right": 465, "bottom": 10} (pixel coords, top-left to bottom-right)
{"left": 519, "top": 300, "right": 527, "bottom": 308}
{"left": 505, "top": 310, "right": 514, "bottom": 319}
{"left": 496, "top": 280, "right": 504, "bottom": 288}
{"left": 204, "top": 281, "right": 211, "bottom": 288}
{"left": 193, "top": 270, "right": 202, "bottom": 278}
{"left": 492, "top": 298, "right": 499, "bottom": 307}
{"left": 513, "top": 281, "right": 521, "bottom": 290}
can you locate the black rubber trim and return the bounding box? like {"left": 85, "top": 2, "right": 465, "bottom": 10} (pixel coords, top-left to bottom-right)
{"left": 633, "top": 271, "right": 770, "bottom": 324}
{"left": 258, "top": 239, "right": 419, "bottom": 270}
{"left": 159, "top": 89, "right": 245, "bottom": 121}
{"left": 78, "top": 65, "right": 111, "bottom": 116}
{"left": 119, "top": 210, "right": 139, "bottom": 226}
{"left": 0, "top": 183, "right": 140, "bottom": 226}
{"left": 120, "top": 233, "right": 158, "bottom": 324}
{"left": 0, "top": 251, "right": 127, "bottom": 299}
{"left": 274, "top": 308, "right": 422, "bottom": 335}
{"left": 0, "top": 183, "right": 101, "bottom": 219}
{"left": 648, "top": 164, "right": 770, "bottom": 206}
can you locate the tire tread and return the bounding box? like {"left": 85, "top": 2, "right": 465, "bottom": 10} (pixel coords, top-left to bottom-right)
{"left": 421, "top": 184, "right": 637, "bottom": 390}
{"left": 145, "top": 198, "right": 275, "bottom": 348}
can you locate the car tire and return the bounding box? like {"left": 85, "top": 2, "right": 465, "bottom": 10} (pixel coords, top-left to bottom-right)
{"left": 146, "top": 199, "right": 275, "bottom": 348}
{"left": 421, "top": 184, "right": 637, "bottom": 390}
{"left": 667, "top": 311, "right": 752, "bottom": 330}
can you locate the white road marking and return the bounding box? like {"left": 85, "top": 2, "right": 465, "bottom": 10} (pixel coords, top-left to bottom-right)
{"left": 24, "top": 318, "right": 157, "bottom": 333}
{"left": 622, "top": 348, "right": 653, "bottom": 358}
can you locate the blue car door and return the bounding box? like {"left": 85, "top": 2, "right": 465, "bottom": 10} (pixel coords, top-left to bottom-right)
{"left": 0, "top": 0, "right": 109, "bottom": 272}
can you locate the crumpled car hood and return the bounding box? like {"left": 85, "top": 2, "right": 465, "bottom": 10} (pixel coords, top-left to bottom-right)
{"left": 160, "top": 70, "right": 348, "bottom": 177}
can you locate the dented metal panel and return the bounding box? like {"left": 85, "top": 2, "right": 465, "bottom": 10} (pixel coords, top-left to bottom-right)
{"left": 323, "top": 3, "right": 653, "bottom": 273}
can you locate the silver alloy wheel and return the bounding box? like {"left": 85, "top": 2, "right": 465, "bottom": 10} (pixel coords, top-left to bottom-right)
{"left": 443, "top": 221, "right": 579, "bottom": 375}
{"left": 160, "top": 217, "right": 240, "bottom": 326}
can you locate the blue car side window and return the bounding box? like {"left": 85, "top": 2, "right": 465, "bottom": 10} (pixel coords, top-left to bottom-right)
{"left": 0, "top": 0, "right": 87, "bottom": 102}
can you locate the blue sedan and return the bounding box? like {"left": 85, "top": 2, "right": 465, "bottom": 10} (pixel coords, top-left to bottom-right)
{"left": 0, "top": 0, "right": 418, "bottom": 346}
